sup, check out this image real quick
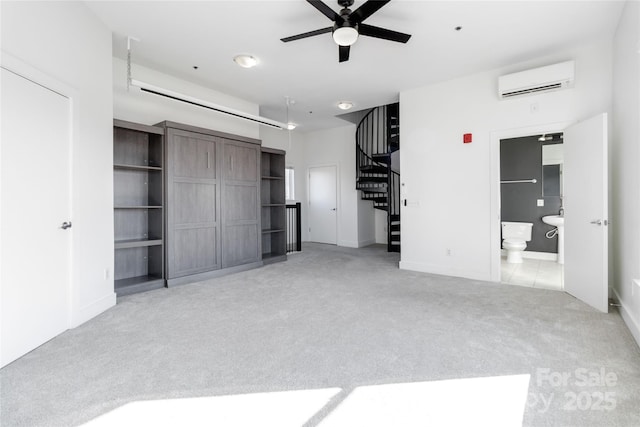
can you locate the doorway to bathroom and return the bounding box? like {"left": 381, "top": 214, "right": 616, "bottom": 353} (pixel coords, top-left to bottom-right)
{"left": 499, "top": 132, "right": 564, "bottom": 291}
{"left": 491, "top": 115, "right": 609, "bottom": 313}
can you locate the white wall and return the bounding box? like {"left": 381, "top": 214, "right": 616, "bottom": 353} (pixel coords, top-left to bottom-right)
{"left": 611, "top": 0, "right": 640, "bottom": 345}
{"left": 375, "top": 209, "right": 388, "bottom": 244}
{"left": 113, "top": 58, "right": 259, "bottom": 140}
{"left": 302, "top": 125, "right": 375, "bottom": 248}
{"left": 400, "top": 41, "right": 612, "bottom": 281}
{"left": 1, "top": 2, "right": 115, "bottom": 325}
{"left": 358, "top": 197, "right": 376, "bottom": 247}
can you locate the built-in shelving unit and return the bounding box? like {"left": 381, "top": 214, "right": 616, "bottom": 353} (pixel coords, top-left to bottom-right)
{"left": 113, "top": 119, "right": 165, "bottom": 296}
{"left": 261, "top": 148, "right": 287, "bottom": 264}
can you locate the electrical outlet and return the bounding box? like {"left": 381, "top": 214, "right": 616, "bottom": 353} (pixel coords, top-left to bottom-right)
{"left": 446, "top": 248, "right": 452, "bottom": 256}
{"left": 104, "top": 268, "right": 110, "bottom": 280}
{"left": 537, "top": 199, "right": 544, "bottom": 207}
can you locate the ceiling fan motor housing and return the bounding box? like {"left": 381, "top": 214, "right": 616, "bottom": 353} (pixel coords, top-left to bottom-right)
{"left": 338, "top": 0, "right": 355, "bottom": 8}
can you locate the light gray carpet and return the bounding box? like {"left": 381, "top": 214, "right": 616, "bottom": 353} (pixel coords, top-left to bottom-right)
{"left": 1, "top": 243, "right": 639, "bottom": 426}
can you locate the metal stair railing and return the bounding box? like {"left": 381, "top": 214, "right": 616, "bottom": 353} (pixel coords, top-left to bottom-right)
{"left": 355, "top": 103, "right": 401, "bottom": 252}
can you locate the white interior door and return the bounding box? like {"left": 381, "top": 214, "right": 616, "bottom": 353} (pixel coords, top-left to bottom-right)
{"left": 308, "top": 166, "right": 337, "bottom": 244}
{"left": 563, "top": 113, "right": 608, "bottom": 313}
{"left": 1, "top": 68, "right": 72, "bottom": 367}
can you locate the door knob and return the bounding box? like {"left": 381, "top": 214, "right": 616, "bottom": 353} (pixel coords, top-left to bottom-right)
{"left": 61, "top": 221, "right": 72, "bottom": 230}
{"left": 331, "top": 208, "right": 336, "bottom": 211}
{"left": 590, "top": 219, "right": 602, "bottom": 226}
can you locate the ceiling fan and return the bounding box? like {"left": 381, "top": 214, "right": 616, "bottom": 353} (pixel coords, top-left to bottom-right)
{"left": 281, "top": 0, "right": 411, "bottom": 63}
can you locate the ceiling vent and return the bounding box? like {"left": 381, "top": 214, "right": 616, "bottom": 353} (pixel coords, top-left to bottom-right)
{"left": 498, "top": 60, "right": 575, "bottom": 99}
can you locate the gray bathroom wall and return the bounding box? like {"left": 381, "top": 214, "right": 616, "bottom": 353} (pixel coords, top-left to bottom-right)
{"left": 500, "top": 135, "right": 562, "bottom": 253}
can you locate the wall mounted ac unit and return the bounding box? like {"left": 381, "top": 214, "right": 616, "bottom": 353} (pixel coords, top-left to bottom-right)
{"left": 498, "top": 60, "right": 575, "bottom": 99}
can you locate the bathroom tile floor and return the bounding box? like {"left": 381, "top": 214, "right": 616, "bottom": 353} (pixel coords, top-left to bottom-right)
{"left": 501, "top": 257, "right": 563, "bottom": 291}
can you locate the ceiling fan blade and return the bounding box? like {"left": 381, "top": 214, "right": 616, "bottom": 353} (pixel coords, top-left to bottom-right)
{"left": 350, "top": 0, "right": 391, "bottom": 23}
{"left": 307, "top": 0, "right": 342, "bottom": 23}
{"left": 281, "top": 27, "right": 333, "bottom": 43}
{"left": 339, "top": 45, "right": 350, "bottom": 62}
{"left": 359, "top": 24, "right": 411, "bottom": 43}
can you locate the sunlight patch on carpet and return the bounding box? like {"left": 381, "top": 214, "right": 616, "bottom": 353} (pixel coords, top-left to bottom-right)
{"left": 82, "top": 388, "right": 341, "bottom": 427}
{"left": 319, "top": 375, "right": 530, "bottom": 427}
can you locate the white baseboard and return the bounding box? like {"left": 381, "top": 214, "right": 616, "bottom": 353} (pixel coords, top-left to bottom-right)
{"left": 399, "top": 260, "right": 489, "bottom": 282}
{"left": 338, "top": 240, "right": 359, "bottom": 248}
{"left": 358, "top": 239, "right": 377, "bottom": 248}
{"left": 612, "top": 287, "right": 640, "bottom": 348}
{"left": 70, "top": 292, "right": 116, "bottom": 328}
{"left": 500, "top": 249, "right": 557, "bottom": 261}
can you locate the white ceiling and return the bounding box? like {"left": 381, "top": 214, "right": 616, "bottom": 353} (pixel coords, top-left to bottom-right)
{"left": 86, "top": 0, "right": 625, "bottom": 131}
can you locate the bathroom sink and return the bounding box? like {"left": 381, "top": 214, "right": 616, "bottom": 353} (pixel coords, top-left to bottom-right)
{"left": 542, "top": 215, "right": 564, "bottom": 264}
{"left": 542, "top": 215, "right": 565, "bottom": 227}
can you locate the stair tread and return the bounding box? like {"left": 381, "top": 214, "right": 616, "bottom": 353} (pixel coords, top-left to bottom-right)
{"left": 360, "top": 164, "right": 388, "bottom": 174}
{"left": 357, "top": 177, "right": 388, "bottom": 183}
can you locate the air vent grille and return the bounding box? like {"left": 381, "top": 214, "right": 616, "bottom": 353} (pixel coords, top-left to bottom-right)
{"left": 501, "top": 83, "right": 564, "bottom": 98}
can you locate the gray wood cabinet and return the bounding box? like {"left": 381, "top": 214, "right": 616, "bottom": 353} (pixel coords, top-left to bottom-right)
{"left": 113, "top": 119, "right": 165, "bottom": 296}
{"left": 222, "top": 140, "right": 260, "bottom": 268}
{"left": 261, "top": 148, "right": 287, "bottom": 264}
{"left": 166, "top": 128, "right": 221, "bottom": 278}
{"left": 160, "top": 122, "right": 262, "bottom": 286}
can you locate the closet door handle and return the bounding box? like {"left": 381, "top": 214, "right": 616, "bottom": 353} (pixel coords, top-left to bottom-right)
{"left": 206, "top": 152, "right": 210, "bottom": 169}
{"left": 61, "top": 221, "right": 72, "bottom": 230}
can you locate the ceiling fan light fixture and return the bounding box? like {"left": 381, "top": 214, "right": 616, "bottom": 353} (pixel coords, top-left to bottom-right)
{"left": 333, "top": 26, "right": 359, "bottom": 46}
{"left": 233, "top": 54, "right": 259, "bottom": 68}
{"left": 337, "top": 101, "right": 354, "bottom": 110}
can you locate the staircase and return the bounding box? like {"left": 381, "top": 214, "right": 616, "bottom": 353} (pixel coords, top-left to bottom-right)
{"left": 356, "top": 103, "right": 401, "bottom": 252}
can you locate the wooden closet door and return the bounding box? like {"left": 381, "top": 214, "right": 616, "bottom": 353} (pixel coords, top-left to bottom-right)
{"left": 221, "top": 140, "right": 261, "bottom": 268}
{"left": 166, "top": 129, "right": 220, "bottom": 278}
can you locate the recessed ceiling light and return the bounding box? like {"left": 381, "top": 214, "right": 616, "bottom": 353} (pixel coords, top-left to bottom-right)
{"left": 337, "top": 101, "right": 354, "bottom": 110}
{"left": 233, "top": 54, "right": 259, "bottom": 68}
{"left": 286, "top": 122, "right": 297, "bottom": 130}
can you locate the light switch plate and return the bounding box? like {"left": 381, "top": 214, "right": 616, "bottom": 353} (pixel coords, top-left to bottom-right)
{"left": 537, "top": 199, "right": 544, "bottom": 207}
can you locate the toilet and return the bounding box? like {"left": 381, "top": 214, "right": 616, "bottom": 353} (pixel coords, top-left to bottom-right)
{"left": 501, "top": 221, "right": 533, "bottom": 264}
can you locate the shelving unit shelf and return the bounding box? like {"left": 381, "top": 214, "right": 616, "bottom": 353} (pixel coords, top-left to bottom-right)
{"left": 261, "top": 148, "right": 287, "bottom": 264}
{"left": 113, "top": 119, "right": 166, "bottom": 296}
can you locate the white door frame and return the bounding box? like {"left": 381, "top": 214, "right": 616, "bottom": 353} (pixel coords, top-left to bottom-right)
{"left": 1, "top": 51, "right": 77, "bottom": 327}
{"left": 307, "top": 163, "right": 338, "bottom": 244}
{"left": 489, "top": 121, "right": 570, "bottom": 282}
